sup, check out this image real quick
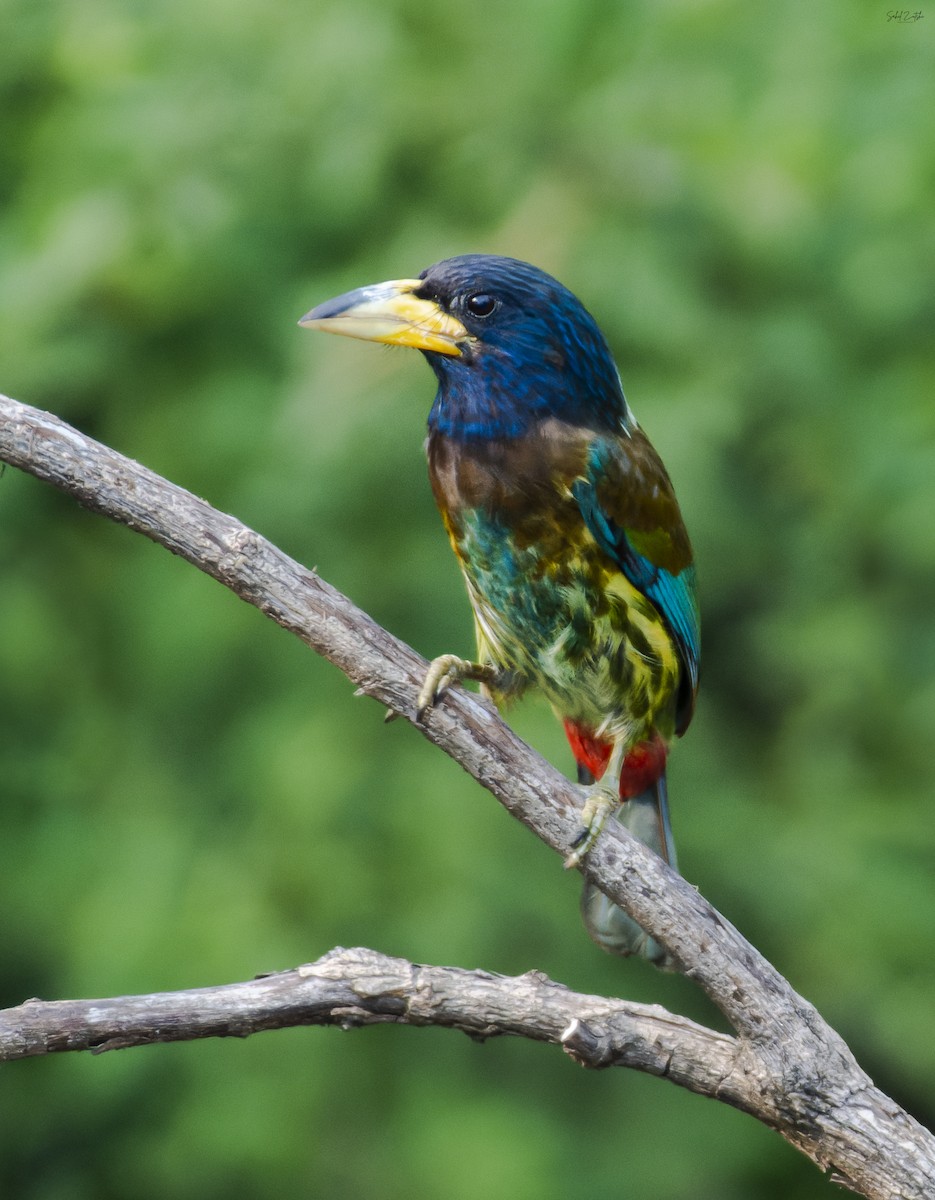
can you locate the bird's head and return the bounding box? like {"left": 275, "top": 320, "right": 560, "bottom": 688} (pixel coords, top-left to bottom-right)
{"left": 300, "top": 254, "right": 631, "bottom": 441}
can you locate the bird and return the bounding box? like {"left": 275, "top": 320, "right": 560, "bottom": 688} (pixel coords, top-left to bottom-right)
{"left": 300, "top": 254, "right": 699, "bottom": 966}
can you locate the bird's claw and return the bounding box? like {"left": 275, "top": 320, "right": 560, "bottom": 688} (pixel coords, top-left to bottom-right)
{"left": 563, "top": 784, "right": 619, "bottom": 870}
{"left": 416, "top": 654, "right": 498, "bottom": 720}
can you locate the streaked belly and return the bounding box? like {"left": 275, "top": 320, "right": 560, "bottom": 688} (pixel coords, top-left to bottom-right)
{"left": 454, "top": 509, "right": 680, "bottom": 742}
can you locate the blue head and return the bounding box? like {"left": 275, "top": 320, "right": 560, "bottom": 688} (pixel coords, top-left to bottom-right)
{"left": 301, "top": 254, "right": 631, "bottom": 442}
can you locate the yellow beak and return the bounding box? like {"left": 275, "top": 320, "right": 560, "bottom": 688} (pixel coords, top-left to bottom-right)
{"left": 299, "top": 278, "right": 470, "bottom": 357}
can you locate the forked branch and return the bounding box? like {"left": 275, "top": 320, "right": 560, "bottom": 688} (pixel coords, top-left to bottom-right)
{"left": 0, "top": 393, "right": 932, "bottom": 1200}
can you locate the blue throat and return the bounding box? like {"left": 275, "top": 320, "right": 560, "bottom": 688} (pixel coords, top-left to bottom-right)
{"left": 425, "top": 344, "right": 629, "bottom": 442}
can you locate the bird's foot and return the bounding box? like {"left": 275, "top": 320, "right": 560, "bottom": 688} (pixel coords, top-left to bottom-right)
{"left": 563, "top": 782, "right": 620, "bottom": 870}
{"left": 416, "top": 655, "right": 499, "bottom": 720}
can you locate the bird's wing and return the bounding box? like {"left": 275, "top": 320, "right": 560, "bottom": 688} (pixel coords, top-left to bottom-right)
{"left": 571, "top": 431, "right": 700, "bottom": 731}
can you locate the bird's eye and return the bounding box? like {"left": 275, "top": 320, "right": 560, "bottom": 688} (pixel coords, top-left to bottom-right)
{"left": 464, "top": 292, "right": 497, "bottom": 318}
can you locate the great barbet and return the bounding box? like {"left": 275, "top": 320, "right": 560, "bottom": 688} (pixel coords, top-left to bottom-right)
{"left": 300, "top": 255, "right": 700, "bottom": 966}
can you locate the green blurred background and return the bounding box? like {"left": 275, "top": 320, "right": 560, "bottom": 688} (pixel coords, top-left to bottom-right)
{"left": 1, "top": 0, "right": 933, "bottom": 1196}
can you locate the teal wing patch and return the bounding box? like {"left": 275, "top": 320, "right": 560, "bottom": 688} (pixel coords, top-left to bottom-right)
{"left": 572, "top": 474, "right": 700, "bottom": 731}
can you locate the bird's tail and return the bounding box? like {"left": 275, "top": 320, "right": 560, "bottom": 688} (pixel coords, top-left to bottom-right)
{"left": 578, "top": 766, "right": 677, "bottom": 969}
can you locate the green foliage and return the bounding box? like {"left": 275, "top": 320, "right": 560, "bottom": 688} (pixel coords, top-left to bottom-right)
{"left": 1, "top": 0, "right": 933, "bottom": 1195}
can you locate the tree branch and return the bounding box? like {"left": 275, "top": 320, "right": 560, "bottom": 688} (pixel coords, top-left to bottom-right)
{"left": 1, "top": 947, "right": 741, "bottom": 1097}
{"left": 1, "top": 392, "right": 933, "bottom": 1200}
